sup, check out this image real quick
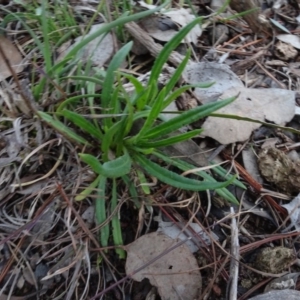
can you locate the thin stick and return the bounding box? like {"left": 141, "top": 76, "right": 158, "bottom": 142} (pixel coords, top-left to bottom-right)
{"left": 228, "top": 207, "right": 240, "bottom": 300}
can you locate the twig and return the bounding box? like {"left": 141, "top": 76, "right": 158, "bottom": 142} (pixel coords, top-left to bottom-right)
{"left": 230, "top": 50, "right": 266, "bottom": 75}
{"left": 228, "top": 207, "right": 240, "bottom": 300}
{"left": 255, "top": 59, "right": 286, "bottom": 89}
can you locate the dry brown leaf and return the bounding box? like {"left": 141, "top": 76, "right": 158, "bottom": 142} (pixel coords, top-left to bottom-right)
{"left": 63, "top": 24, "right": 114, "bottom": 67}
{"left": 275, "top": 41, "right": 298, "bottom": 60}
{"left": 183, "top": 62, "right": 244, "bottom": 104}
{"left": 125, "top": 232, "right": 202, "bottom": 300}
{"left": 249, "top": 290, "right": 300, "bottom": 300}
{"left": 137, "top": 3, "right": 202, "bottom": 43}
{"left": 242, "top": 148, "right": 263, "bottom": 184}
{"left": 155, "top": 215, "right": 219, "bottom": 253}
{"left": 202, "top": 87, "right": 295, "bottom": 144}
{"left": 164, "top": 8, "right": 202, "bottom": 44}
{"left": 138, "top": 16, "right": 179, "bottom": 42}
{"left": 277, "top": 34, "right": 300, "bottom": 50}
{"left": 281, "top": 193, "right": 300, "bottom": 231}
{"left": 0, "top": 36, "right": 23, "bottom": 80}
{"left": 264, "top": 272, "right": 300, "bottom": 293}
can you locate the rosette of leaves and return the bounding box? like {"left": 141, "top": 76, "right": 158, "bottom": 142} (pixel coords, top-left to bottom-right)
{"left": 36, "top": 11, "right": 244, "bottom": 257}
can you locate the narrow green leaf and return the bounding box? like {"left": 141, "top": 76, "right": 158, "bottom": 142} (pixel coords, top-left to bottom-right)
{"left": 136, "top": 169, "right": 151, "bottom": 195}
{"left": 132, "top": 110, "right": 151, "bottom": 121}
{"left": 101, "top": 120, "right": 125, "bottom": 159}
{"left": 224, "top": 8, "right": 260, "bottom": 21}
{"left": 153, "top": 151, "right": 239, "bottom": 204}
{"left": 75, "top": 175, "right": 101, "bottom": 201}
{"left": 269, "top": 18, "right": 290, "bottom": 33}
{"left": 101, "top": 42, "right": 132, "bottom": 110}
{"left": 210, "top": 113, "right": 300, "bottom": 135}
{"left": 0, "top": 9, "right": 45, "bottom": 65}
{"left": 133, "top": 87, "right": 166, "bottom": 141}
{"left": 136, "top": 129, "right": 203, "bottom": 148}
{"left": 58, "top": 109, "right": 103, "bottom": 140}
{"left": 38, "top": 111, "right": 89, "bottom": 145}
{"left": 136, "top": 84, "right": 158, "bottom": 111}
{"left": 210, "top": 162, "right": 246, "bottom": 189}
{"left": 111, "top": 179, "right": 125, "bottom": 258}
{"left": 64, "top": 5, "right": 167, "bottom": 60}
{"left": 59, "top": 76, "right": 104, "bottom": 86}
{"left": 162, "top": 83, "right": 214, "bottom": 110}
{"left": 102, "top": 42, "right": 132, "bottom": 130}
{"left": 163, "top": 50, "right": 191, "bottom": 97}
{"left": 80, "top": 151, "right": 132, "bottom": 178}
{"left": 134, "top": 153, "right": 233, "bottom": 192}
{"left": 87, "top": 81, "right": 102, "bottom": 131}
{"left": 41, "top": 0, "right": 52, "bottom": 72}
{"left": 144, "top": 96, "right": 236, "bottom": 139}
{"left": 116, "top": 95, "right": 135, "bottom": 142}
{"left": 121, "top": 73, "right": 145, "bottom": 95}
{"left": 122, "top": 175, "right": 141, "bottom": 209}
{"left": 57, "top": 94, "right": 102, "bottom": 112}
{"left": 148, "top": 17, "right": 202, "bottom": 90}
{"left": 96, "top": 176, "right": 109, "bottom": 248}
{"left": 215, "top": 0, "right": 231, "bottom": 15}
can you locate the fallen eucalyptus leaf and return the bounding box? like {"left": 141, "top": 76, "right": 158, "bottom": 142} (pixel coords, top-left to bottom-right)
{"left": 63, "top": 24, "right": 114, "bottom": 67}
{"left": 264, "top": 272, "right": 300, "bottom": 293}
{"left": 281, "top": 193, "right": 300, "bottom": 231}
{"left": 0, "top": 35, "right": 23, "bottom": 80}
{"left": 125, "top": 232, "right": 201, "bottom": 300}
{"left": 155, "top": 215, "right": 218, "bottom": 253}
{"left": 249, "top": 290, "right": 300, "bottom": 300}
{"left": 183, "top": 62, "right": 244, "bottom": 104}
{"left": 277, "top": 34, "right": 300, "bottom": 50}
{"left": 202, "top": 87, "right": 295, "bottom": 144}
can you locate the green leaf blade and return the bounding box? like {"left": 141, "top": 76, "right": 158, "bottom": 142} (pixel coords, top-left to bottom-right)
{"left": 111, "top": 179, "right": 125, "bottom": 258}
{"left": 144, "top": 96, "right": 236, "bottom": 140}
{"left": 96, "top": 176, "right": 109, "bottom": 248}
{"left": 80, "top": 151, "right": 132, "bottom": 178}
{"left": 153, "top": 151, "right": 240, "bottom": 204}
{"left": 148, "top": 17, "right": 202, "bottom": 88}
{"left": 38, "top": 111, "right": 89, "bottom": 145}
{"left": 134, "top": 153, "right": 233, "bottom": 192}
{"left": 136, "top": 129, "right": 203, "bottom": 148}
{"left": 101, "top": 42, "right": 133, "bottom": 110}
{"left": 59, "top": 109, "right": 103, "bottom": 140}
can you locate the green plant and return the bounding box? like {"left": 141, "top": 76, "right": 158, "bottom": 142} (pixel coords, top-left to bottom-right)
{"left": 52, "top": 18, "right": 243, "bottom": 256}
{"left": 3, "top": 2, "right": 245, "bottom": 258}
